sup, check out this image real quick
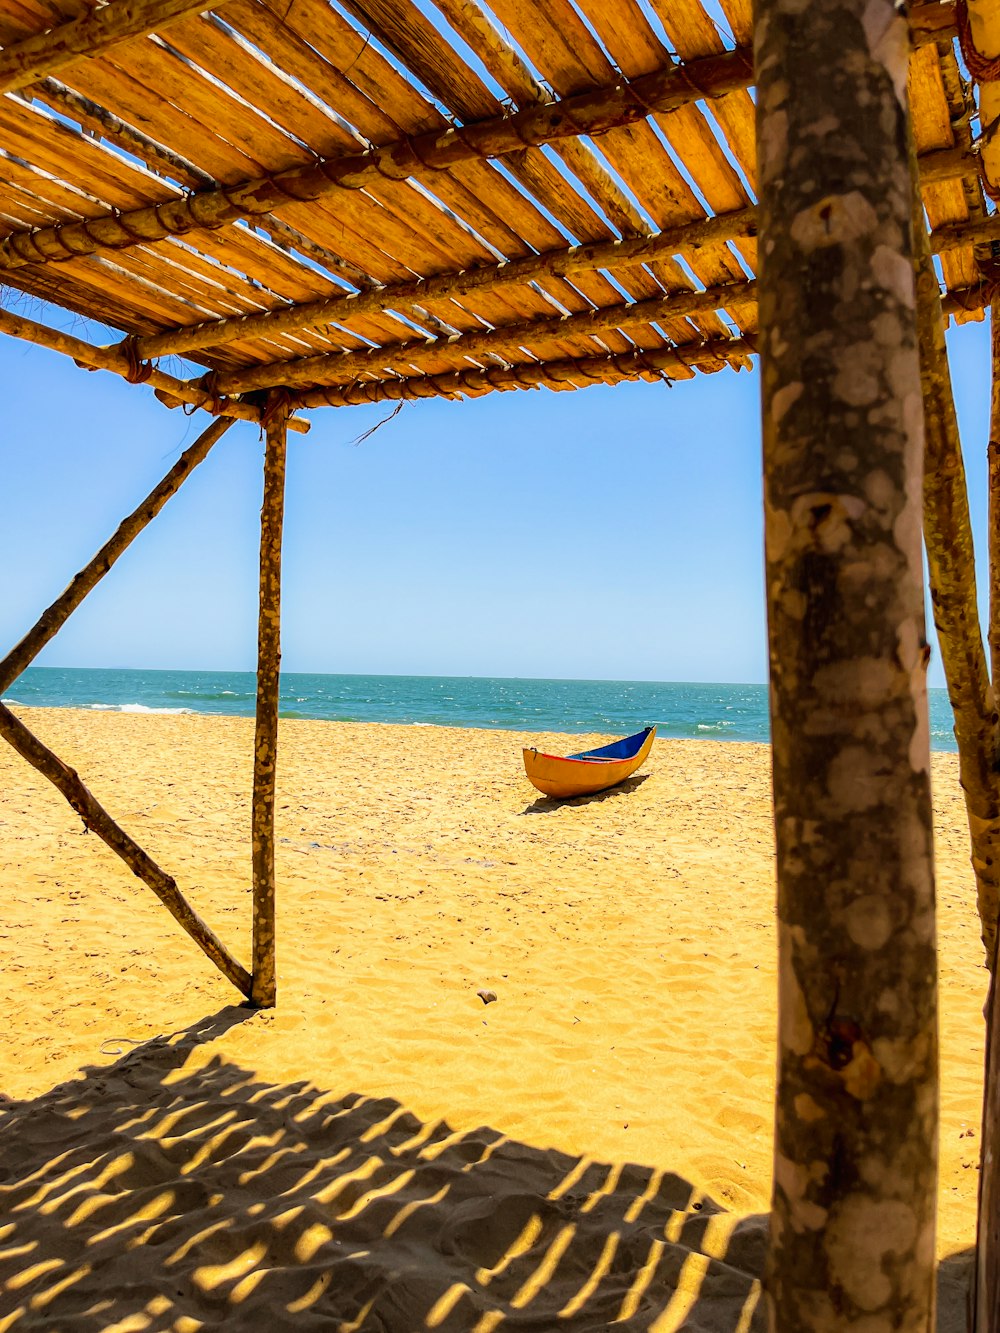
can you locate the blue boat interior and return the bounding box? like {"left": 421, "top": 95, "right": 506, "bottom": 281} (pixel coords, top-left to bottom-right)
{"left": 567, "top": 726, "right": 654, "bottom": 762}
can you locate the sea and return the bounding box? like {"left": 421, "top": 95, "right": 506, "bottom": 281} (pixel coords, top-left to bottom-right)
{"left": 0, "top": 666, "right": 960, "bottom": 752}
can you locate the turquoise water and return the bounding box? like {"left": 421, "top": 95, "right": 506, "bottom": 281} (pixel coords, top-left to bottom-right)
{"left": 2, "top": 666, "right": 959, "bottom": 751}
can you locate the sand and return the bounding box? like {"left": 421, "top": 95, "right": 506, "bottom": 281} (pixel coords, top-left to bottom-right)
{"left": 0, "top": 709, "right": 986, "bottom": 1330}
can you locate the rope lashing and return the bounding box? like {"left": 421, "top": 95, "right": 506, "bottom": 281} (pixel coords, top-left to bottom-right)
{"left": 121, "top": 335, "right": 153, "bottom": 384}
{"left": 957, "top": 0, "right": 1000, "bottom": 82}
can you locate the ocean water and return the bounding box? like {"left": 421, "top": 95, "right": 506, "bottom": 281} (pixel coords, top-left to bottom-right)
{"left": 1, "top": 666, "right": 959, "bottom": 752}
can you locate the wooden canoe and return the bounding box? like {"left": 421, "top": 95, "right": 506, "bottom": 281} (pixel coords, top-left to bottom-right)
{"left": 522, "top": 725, "right": 656, "bottom": 799}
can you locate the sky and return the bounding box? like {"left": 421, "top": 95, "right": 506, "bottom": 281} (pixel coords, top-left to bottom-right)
{"left": 0, "top": 311, "right": 993, "bottom": 688}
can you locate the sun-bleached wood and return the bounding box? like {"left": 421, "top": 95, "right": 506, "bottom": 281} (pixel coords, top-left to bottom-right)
{"left": 0, "top": 0, "right": 211, "bottom": 93}
{"left": 757, "top": 0, "right": 938, "bottom": 1325}
{"left": 0, "top": 416, "right": 233, "bottom": 698}
{"left": 0, "top": 702, "right": 252, "bottom": 995}
{"left": 0, "top": 307, "right": 309, "bottom": 432}
{"left": 250, "top": 404, "right": 288, "bottom": 1009}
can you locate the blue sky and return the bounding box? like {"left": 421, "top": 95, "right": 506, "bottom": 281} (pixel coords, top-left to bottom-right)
{"left": 0, "top": 314, "right": 992, "bottom": 687}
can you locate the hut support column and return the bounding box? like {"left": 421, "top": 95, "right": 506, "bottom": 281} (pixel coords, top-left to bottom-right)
{"left": 915, "top": 210, "right": 1000, "bottom": 965}
{"left": 974, "top": 297, "right": 1000, "bottom": 1331}
{"left": 755, "top": 2, "right": 939, "bottom": 1327}
{"left": 251, "top": 402, "right": 288, "bottom": 1008}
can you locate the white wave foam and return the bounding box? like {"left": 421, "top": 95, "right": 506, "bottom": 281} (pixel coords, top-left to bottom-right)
{"left": 89, "top": 703, "right": 191, "bottom": 715}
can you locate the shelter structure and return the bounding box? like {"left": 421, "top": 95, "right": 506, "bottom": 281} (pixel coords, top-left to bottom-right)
{"left": 1, "top": 0, "right": 998, "bottom": 1325}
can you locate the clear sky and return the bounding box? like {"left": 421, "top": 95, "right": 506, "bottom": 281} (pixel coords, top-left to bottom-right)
{"left": 0, "top": 310, "right": 992, "bottom": 688}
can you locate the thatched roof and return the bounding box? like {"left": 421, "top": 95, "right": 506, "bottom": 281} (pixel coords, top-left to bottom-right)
{"left": 0, "top": 0, "right": 992, "bottom": 417}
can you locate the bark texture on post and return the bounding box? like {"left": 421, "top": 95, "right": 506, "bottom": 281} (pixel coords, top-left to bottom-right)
{"left": 250, "top": 404, "right": 287, "bottom": 1008}
{"left": 0, "top": 416, "right": 233, "bottom": 697}
{"left": 0, "top": 702, "right": 251, "bottom": 995}
{"left": 915, "top": 219, "right": 1000, "bottom": 964}
{"left": 756, "top": 3, "right": 939, "bottom": 1328}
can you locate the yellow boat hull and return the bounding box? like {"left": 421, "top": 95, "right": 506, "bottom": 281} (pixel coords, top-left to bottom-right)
{"left": 522, "top": 726, "right": 656, "bottom": 799}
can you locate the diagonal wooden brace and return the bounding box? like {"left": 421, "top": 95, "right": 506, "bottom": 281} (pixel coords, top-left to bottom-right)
{"left": 0, "top": 702, "right": 252, "bottom": 996}
{"left": 0, "top": 415, "right": 234, "bottom": 697}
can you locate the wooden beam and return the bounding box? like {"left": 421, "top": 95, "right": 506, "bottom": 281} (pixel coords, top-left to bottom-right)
{"left": 200, "top": 278, "right": 759, "bottom": 397}
{"left": 290, "top": 335, "right": 756, "bottom": 408}
{"left": 0, "top": 307, "right": 310, "bottom": 432}
{"left": 758, "top": 0, "right": 938, "bottom": 1325}
{"left": 0, "top": 416, "right": 232, "bottom": 698}
{"left": 0, "top": 0, "right": 211, "bottom": 94}
{"left": 0, "top": 701, "right": 251, "bottom": 996}
{"left": 117, "top": 196, "right": 995, "bottom": 372}
{"left": 250, "top": 399, "right": 288, "bottom": 1009}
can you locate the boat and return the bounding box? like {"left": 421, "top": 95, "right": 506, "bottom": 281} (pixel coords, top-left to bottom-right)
{"left": 522, "top": 725, "right": 656, "bottom": 799}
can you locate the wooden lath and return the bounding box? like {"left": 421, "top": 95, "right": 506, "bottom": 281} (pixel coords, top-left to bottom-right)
{"left": 0, "top": 0, "right": 210, "bottom": 93}
{"left": 0, "top": 45, "right": 755, "bottom": 268}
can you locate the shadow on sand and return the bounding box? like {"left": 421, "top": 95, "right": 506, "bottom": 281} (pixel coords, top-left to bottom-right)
{"left": 520, "top": 773, "right": 651, "bottom": 816}
{"left": 0, "top": 1012, "right": 972, "bottom": 1330}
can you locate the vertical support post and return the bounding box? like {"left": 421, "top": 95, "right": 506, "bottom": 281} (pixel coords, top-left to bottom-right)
{"left": 251, "top": 401, "right": 288, "bottom": 1008}
{"left": 755, "top": 3, "right": 939, "bottom": 1328}
{"left": 974, "top": 296, "right": 1000, "bottom": 1332}
{"left": 989, "top": 296, "right": 1000, "bottom": 696}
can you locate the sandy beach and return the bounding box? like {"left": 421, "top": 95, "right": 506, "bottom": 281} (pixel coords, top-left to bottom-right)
{"left": 0, "top": 709, "right": 986, "bottom": 1329}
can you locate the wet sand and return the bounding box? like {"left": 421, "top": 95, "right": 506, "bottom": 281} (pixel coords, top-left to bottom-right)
{"left": 0, "top": 710, "right": 985, "bottom": 1329}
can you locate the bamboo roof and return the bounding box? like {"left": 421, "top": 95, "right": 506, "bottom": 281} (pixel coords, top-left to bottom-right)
{"left": 0, "top": 0, "right": 993, "bottom": 416}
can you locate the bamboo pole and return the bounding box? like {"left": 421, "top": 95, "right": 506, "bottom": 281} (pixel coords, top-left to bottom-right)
{"left": 0, "top": 701, "right": 251, "bottom": 995}
{"left": 915, "top": 209, "right": 1000, "bottom": 965}
{"left": 0, "top": 416, "right": 233, "bottom": 697}
{"left": 0, "top": 307, "right": 310, "bottom": 432}
{"left": 250, "top": 401, "right": 288, "bottom": 1008}
{"left": 291, "top": 336, "right": 756, "bottom": 409}
{"left": 0, "top": 0, "right": 212, "bottom": 94}
{"left": 757, "top": 0, "right": 938, "bottom": 1325}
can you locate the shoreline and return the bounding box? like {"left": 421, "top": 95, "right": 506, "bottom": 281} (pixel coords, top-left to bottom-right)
{"left": 0, "top": 708, "right": 985, "bottom": 1325}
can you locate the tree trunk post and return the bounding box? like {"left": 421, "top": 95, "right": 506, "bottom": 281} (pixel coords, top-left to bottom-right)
{"left": 915, "top": 212, "right": 1000, "bottom": 966}
{"left": 251, "top": 401, "right": 288, "bottom": 1008}
{"left": 974, "top": 294, "right": 1000, "bottom": 1333}
{"left": 755, "top": 3, "right": 939, "bottom": 1327}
